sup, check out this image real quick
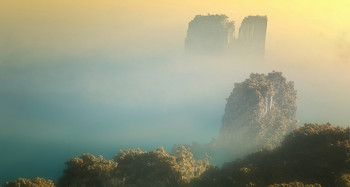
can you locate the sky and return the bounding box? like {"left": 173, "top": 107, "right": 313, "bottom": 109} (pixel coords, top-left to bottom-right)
{"left": 0, "top": 0, "right": 350, "bottom": 184}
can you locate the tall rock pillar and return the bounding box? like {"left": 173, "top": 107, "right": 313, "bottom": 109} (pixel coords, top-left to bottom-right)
{"left": 238, "top": 15, "right": 268, "bottom": 57}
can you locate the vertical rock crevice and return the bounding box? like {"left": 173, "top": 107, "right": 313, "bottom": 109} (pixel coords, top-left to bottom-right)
{"left": 218, "top": 71, "right": 297, "bottom": 156}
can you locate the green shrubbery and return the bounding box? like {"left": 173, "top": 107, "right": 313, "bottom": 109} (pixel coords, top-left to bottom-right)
{"left": 190, "top": 123, "right": 350, "bottom": 187}
{"left": 268, "top": 182, "right": 321, "bottom": 187}
{"left": 57, "top": 153, "right": 118, "bottom": 186}
{"left": 56, "top": 146, "right": 209, "bottom": 187}
{"left": 4, "top": 123, "right": 350, "bottom": 187}
{"left": 4, "top": 177, "right": 55, "bottom": 187}
{"left": 336, "top": 174, "right": 350, "bottom": 187}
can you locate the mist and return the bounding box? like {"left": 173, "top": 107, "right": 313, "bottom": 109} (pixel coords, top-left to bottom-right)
{"left": 1, "top": 0, "right": 350, "bottom": 185}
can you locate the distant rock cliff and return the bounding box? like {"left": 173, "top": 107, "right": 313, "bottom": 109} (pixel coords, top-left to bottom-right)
{"left": 237, "top": 16, "right": 268, "bottom": 57}
{"left": 185, "top": 14, "right": 235, "bottom": 54}
{"left": 218, "top": 71, "right": 297, "bottom": 153}
{"left": 185, "top": 14, "right": 267, "bottom": 57}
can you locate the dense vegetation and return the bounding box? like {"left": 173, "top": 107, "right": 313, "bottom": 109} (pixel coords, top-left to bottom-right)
{"left": 190, "top": 123, "right": 350, "bottom": 187}
{"left": 4, "top": 123, "right": 350, "bottom": 187}
{"left": 55, "top": 145, "right": 209, "bottom": 187}
{"left": 3, "top": 177, "right": 55, "bottom": 187}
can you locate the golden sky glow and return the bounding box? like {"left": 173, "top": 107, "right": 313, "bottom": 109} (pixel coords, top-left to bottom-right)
{"left": 1, "top": 0, "right": 349, "bottom": 62}
{"left": 1, "top": 1, "right": 350, "bottom": 104}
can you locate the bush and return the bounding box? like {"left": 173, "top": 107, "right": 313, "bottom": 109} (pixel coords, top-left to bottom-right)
{"left": 268, "top": 182, "right": 321, "bottom": 187}
{"left": 57, "top": 153, "right": 118, "bottom": 187}
{"left": 4, "top": 177, "right": 55, "bottom": 187}
{"left": 191, "top": 123, "right": 350, "bottom": 187}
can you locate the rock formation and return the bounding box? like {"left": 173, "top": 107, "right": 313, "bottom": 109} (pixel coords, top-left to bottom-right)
{"left": 237, "top": 15, "right": 268, "bottom": 57}
{"left": 218, "top": 71, "right": 297, "bottom": 155}
{"left": 185, "top": 14, "right": 235, "bottom": 54}
{"left": 185, "top": 14, "right": 267, "bottom": 57}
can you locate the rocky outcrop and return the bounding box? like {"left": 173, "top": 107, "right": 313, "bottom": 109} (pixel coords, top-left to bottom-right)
{"left": 185, "top": 14, "right": 267, "bottom": 57}
{"left": 218, "top": 71, "right": 297, "bottom": 154}
{"left": 237, "top": 16, "right": 268, "bottom": 57}
{"left": 185, "top": 14, "right": 235, "bottom": 54}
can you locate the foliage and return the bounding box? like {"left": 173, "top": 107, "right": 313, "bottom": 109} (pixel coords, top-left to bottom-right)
{"left": 336, "top": 174, "right": 350, "bottom": 187}
{"left": 6, "top": 124, "right": 350, "bottom": 187}
{"left": 113, "top": 146, "right": 210, "bottom": 186}
{"left": 191, "top": 123, "right": 350, "bottom": 187}
{"left": 171, "top": 145, "right": 211, "bottom": 183}
{"left": 57, "top": 153, "right": 118, "bottom": 187}
{"left": 267, "top": 182, "right": 321, "bottom": 187}
{"left": 4, "top": 177, "right": 55, "bottom": 187}
{"left": 112, "top": 147, "right": 181, "bottom": 186}
{"left": 56, "top": 146, "right": 210, "bottom": 187}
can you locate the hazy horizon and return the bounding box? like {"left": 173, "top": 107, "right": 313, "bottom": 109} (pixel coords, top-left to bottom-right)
{"left": 1, "top": 0, "right": 350, "bottom": 184}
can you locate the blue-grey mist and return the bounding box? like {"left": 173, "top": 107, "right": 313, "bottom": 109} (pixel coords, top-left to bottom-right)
{"left": 0, "top": 54, "right": 226, "bottom": 184}
{"left": 1, "top": 50, "right": 350, "bottom": 184}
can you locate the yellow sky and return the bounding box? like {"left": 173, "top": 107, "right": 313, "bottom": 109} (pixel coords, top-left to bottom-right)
{"left": 0, "top": 0, "right": 349, "bottom": 66}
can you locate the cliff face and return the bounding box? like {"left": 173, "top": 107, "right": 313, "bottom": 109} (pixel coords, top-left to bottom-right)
{"left": 219, "top": 71, "right": 297, "bottom": 153}
{"left": 237, "top": 16, "right": 268, "bottom": 57}
{"left": 185, "top": 14, "right": 267, "bottom": 57}
{"left": 185, "top": 14, "right": 235, "bottom": 54}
